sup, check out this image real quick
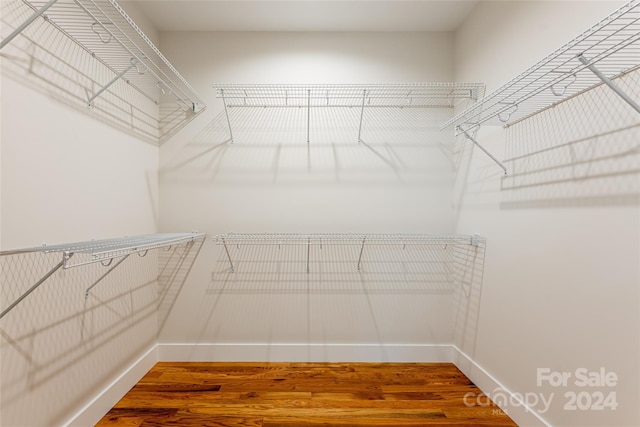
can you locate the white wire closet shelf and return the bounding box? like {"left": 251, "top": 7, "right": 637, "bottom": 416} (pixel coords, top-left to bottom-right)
{"left": 216, "top": 233, "right": 479, "bottom": 245}
{"left": 215, "top": 84, "right": 483, "bottom": 108}
{"left": 213, "top": 83, "right": 484, "bottom": 143}
{"left": 0, "top": 232, "right": 205, "bottom": 319}
{"left": 444, "top": 0, "right": 640, "bottom": 131}
{"left": 0, "top": 0, "right": 206, "bottom": 127}
{"left": 215, "top": 233, "right": 482, "bottom": 274}
{"left": 1, "top": 232, "right": 205, "bottom": 268}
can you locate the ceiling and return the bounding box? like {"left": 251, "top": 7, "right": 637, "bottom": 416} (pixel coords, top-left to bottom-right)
{"left": 124, "top": 1, "right": 478, "bottom": 32}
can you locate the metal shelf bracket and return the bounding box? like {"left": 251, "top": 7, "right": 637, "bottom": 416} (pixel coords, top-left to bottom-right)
{"left": 577, "top": 54, "right": 640, "bottom": 114}
{"left": 0, "top": 0, "right": 59, "bottom": 50}
{"left": 221, "top": 89, "right": 234, "bottom": 143}
{"left": 222, "top": 237, "right": 235, "bottom": 273}
{"left": 0, "top": 253, "right": 73, "bottom": 320}
{"left": 85, "top": 254, "right": 130, "bottom": 298}
{"left": 458, "top": 126, "right": 508, "bottom": 175}
{"left": 357, "top": 89, "right": 367, "bottom": 143}
{"left": 88, "top": 58, "right": 142, "bottom": 106}
{"left": 0, "top": 233, "right": 205, "bottom": 317}
{"left": 307, "top": 89, "right": 311, "bottom": 144}
{"left": 357, "top": 237, "right": 366, "bottom": 272}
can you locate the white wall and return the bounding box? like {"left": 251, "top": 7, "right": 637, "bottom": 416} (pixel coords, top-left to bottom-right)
{"left": 454, "top": 2, "right": 639, "bottom": 426}
{"left": 157, "top": 31, "right": 460, "bottom": 353}
{"left": 0, "top": 5, "right": 161, "bottom": 425}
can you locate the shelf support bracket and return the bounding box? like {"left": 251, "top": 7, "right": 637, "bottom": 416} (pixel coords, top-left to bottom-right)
{"left": 88, "top": 58, "right": 139, "bottom": 106}
{"left": 221, "top": 238, "right": 235, "bottom": 273}
{"left": 459, "top": 127, "right": 508, "bottom": 175}
{"left": 0, "top": 252, "right": 73, "bottom": 319}
{"left": 221, "top": 89, "right": 234, "bottom": 143}
{"left": 306, "top": 237, "right": 310, "bottom": 273}
{"left": 85, "top": 254, "right": 130, "bottom": 298}
{"left": 307, "top": 89, "right": 311, "bottom": 144}
{"left": 577, "top": 54, "right": 640, "bottom": 114}
{"left": 0, "top": 0, "right": 59, "bottom": 50}
{"left": 357, "top": 237, "right": 366, "bottom": 272}
{"left": 357, "top": 89, "right": 367, "bottom": 143}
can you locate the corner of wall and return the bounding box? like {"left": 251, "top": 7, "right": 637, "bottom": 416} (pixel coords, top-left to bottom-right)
{"left": 63, "top": 344, "right": 159, "bottom": 427}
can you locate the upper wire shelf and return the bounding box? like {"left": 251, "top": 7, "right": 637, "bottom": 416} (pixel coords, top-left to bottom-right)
{"left": 215, "top": 83, "right": 483, "bottom": 108}
{"left": 1, "top": 232, "right": 205, "bottom": 268}
{"left": 444, "top": 0, "right": 640, "bottom": 131}
{"left": 213, "top": 83, "right": 484, "bottom": 144}
{"left": 1, "top": 0, "right": 206, "bottom": 137}
{"left": 216, "top": 233, "right": 481, "bottom": 246}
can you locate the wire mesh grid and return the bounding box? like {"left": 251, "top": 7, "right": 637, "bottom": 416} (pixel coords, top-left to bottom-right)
{"left": 500, "top": 65, "right": 640, "bottom": 207}
{"left": 214, "top": 84, "right": 484, "bottom": 144}
{"left": 0, "top": 233, "right": 205, "bottom": 268}
{"left": 0, "top": 0, "right": 206, "bottom": 142}
{"left": 450, "top": 238, "right": 486, "bottom": 354}
{"left": 216, "top": 233, "right": 478, "bottom": 246}
{"left": 157, "top": 237, "right": 205, "bottom": 332}
{"left": 210, "top": 234, "right": 484, "bottom": 295}
{"left": 445, "top": 0, "right": 640, "bottom": 130}
{"left": 215, "top": 84, "right": 483, "bottom": 108}
{"left": 0, "top": 249, "right": 158, "bottom": 424}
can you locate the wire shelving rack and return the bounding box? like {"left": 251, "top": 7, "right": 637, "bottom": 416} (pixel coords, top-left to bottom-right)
{"left": 0, "top": 0, "right": 206, "bottom": 137}
{"left": 444, "top": 0, "right": 640, "bottom": 132}
{"left": 0, "top": 232, "right": 205, "bottom": 318}
{"left": 213, "top": 83, "right": 485, "bottom": 144}
{"left": 215, "top": 233, "right": 481, "bottom": 274}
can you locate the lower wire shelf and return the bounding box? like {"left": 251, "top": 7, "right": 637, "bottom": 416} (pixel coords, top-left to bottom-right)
{"left": 215, "top": 233, "right": 482, "bottom": 274}
{"left": 0, "top": 232, "right": 205, "bottom": 318}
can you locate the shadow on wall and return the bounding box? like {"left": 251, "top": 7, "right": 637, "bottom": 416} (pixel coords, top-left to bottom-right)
{"left": 454, "top": 68, "right": 640, "bottom": 210}
{"left": 157, "top": 237, "right": 206, "bottom": 333}
{"left": 501, "top": 67, "right": 640, "bottom": 209}
{"left": 451, "top": 239, "right": 486, "bottom": 358}
{"left": 0, "top": 0, "right": 198, "bottom": 144}
{"left": 0, "top": 251, "right": 157, "bottom": 426}
{"left": 199, "top": 239, "right": 487, "bottom": 353}
{"left": 159, "top": 105, "right": 457, "bottom": 186}
{"left": 0, "top": 236, "right": 203, "bottom": 425}
{"left": 208, "top": 241, "right": 462, "bottom": 295}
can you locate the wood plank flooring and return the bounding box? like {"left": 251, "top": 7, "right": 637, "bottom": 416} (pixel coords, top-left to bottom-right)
{"left": 98, "top": 362, "right": 518, "bottom": 426}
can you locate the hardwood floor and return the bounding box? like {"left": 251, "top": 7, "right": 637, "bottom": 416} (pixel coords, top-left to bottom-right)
{"left": 98, "top": 362, "right": 518, "bottom": 426}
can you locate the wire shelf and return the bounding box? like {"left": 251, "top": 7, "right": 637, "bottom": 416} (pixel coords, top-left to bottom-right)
{"left": 215, "top": 83, "right": 483, "bottom": 108}
{"left": 1, "top": 232, "right": 205, "bottom": 268}
{"left": 213, "top": 83, "right": 484, "bottom": 144}
{"left": 216, "top": 233, "right": 481, "bottom": 246}
{"left": 215, "top": 233, "right": 482, "bottom": 275}
{"left": 444, "top": 0, "right": 640, "bottom": 130}
{"left": 1, "top": 0, "right": 206, "bottom": 131}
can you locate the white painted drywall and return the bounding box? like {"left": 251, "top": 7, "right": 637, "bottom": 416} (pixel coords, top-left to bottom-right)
{"left": 0, "top": 18, "right": 161, "bottom": 427}
{"left": 454, "top": 2, "right": 639, "bottom": 426}
{"left": 157, "top": 31, "right": 459, "bottom": 351}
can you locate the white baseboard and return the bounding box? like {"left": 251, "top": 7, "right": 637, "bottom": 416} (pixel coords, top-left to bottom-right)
{"left": 62, "top": 345, "right": 159, "bottom": 427}
{"left": 452, "top": 345, "right": 551, "bottom": 427}
{"left": 157, "top": 342, "right": 453, "bottom": 363}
